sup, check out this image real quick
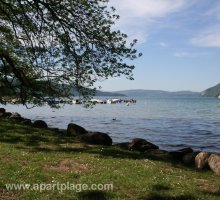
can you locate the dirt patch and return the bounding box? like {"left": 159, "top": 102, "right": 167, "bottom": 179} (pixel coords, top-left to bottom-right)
{"left": 47, "top": 158, "right": 90, "bottom": 173}
{"left": 194, "top": 178, "right": 220, "bottom": 194}
{"left": 0, "top": 188, "right": 21, "bottom": 200}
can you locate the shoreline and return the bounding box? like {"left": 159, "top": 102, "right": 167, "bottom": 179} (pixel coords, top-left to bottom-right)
{"left": 1, "top": 108, "right": 220, "bottom": 199}
{"left": 1, "top": 107, "right": 220, "bottom": 177}
{"left": 1, "top": 103, "right": 220, "bottom": 153}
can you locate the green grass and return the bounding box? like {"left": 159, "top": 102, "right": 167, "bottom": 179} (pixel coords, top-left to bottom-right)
{"left": 0, "top": 118, "right": 220, "bottom": 200}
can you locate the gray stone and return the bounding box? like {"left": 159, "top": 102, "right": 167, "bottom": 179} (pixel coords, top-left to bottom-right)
{"left": 80, "top": 132, "right": 112, "bottom": 146}
{"left": 67, "top": 123, "right": 87, "bottom": 136}
{"left": 128, "top": 138, "right": 159, "bottom": 152}
{"left": 208, "top": 154, "right": 220, "bottom": 176}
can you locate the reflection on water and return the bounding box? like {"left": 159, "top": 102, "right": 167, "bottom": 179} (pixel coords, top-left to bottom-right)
{"left": 1, "top": 96, "right": 220, "bottom": 152}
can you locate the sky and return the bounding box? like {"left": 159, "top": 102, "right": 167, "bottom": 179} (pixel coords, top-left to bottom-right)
{"left": 97, "top": 0, "right": 220, "bottom": 92}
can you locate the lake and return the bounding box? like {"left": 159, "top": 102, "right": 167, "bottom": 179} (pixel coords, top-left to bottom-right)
{"left": 1, "top": 95, "right": 220, "bottom": 152}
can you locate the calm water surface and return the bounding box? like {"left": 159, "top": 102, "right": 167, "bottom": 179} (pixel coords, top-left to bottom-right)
{"left": 2, "top": 96, "right": 220, "bottom": 152}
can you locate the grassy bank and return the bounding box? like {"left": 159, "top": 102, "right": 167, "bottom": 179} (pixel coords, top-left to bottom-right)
{"left": 0, "top": 118, "right": 220, "bottom": 200}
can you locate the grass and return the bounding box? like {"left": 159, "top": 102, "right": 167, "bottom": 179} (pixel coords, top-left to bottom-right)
{"left": 0, "top": 118, "right": 220, "bottom": 200}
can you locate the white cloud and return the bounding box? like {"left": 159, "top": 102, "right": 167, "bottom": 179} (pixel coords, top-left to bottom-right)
{"left": 109, "top": 0, "right": 193, "bottom": 44}
{"left": 191, "top": 27, "right": 220, "bottom": 48}
{"left": 160, "top": 42, "right": 167, "bottom": 47}
{"left": 110, "top": 0, "right": 188, "bottom": 18}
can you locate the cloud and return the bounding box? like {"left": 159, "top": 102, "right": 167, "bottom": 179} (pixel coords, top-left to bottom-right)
{"left": 160, "top": 42, "right": 167, "bottom": 47}
{"left": 109, "top": 0, "right": 194, "bottom": 44}
{"left": 191, "top": 27, "right": 220, "bottom": 48}
{"left": 111, "top": 0, "right": 188, "bottom": 18}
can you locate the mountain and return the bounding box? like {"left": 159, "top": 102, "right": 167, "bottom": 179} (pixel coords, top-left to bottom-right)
{"left": 70, "top": 87, "right": 126, "bottom": 97}
{"left": 201, "top": 83, "right": 220, "bottom": 97}
{"left": 95, "top": 90, "right": 126, "bottom": 97}
{"left": 114, "top": 89, "right": 199, "bottom": 97}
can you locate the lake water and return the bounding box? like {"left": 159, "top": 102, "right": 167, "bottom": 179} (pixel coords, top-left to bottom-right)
{"left": 1, "top": 96, "right": 220, "bottom": 152}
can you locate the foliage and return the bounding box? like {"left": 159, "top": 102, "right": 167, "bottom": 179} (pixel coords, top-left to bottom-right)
{"left": 201, "top": 83, "right": 220, "bottom": 97}
{"left": 0, "top": 0, "right": 141, "bottom": 106}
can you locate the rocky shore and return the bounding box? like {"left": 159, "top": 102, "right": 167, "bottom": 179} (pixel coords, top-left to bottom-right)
{"left": 1, "top": 107, "right": 220, "bottom": 177}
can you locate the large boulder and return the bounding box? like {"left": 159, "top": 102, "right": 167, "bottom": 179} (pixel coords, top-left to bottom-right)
{"left": 169, "top": 147, "right": 193, "bottom": 160}
{"left": 208, "top": 154, "right": 220, "bottom": 176}
{"left": 128, "top": 138, "right": 159, "bottom": 152}
{"left": 67, "top": 123, "right": 87, "bottom": 136}
{"left": 0, "top": 108, "right": 6, "bottom": 113}
{"left": 195, "top": 152, "right": 210, "bottom": 169}
{"left": 33, "top": 120, "right": 48, "bottom": 128}
{"left": 80, "top": 132, "right": 112, "bottom": 146}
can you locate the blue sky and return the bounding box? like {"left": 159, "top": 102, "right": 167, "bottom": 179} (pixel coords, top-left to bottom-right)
{"left": 97, "top": 0, "right": 220, "bottom": 92}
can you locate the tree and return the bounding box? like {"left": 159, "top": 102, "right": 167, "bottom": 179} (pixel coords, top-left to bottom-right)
{"left": 0, "top": 0, "right": 141, "bottom": 106}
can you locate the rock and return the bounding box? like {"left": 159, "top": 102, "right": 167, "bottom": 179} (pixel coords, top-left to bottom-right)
{"left": 67, "top": 123, "right": 87, "bottom": 136}
{"left": 33, "top": 120, "right": 48, "bottom": 128}
{"left": 195, "top": 152, "right": 210, "bottom": 169}
{"left": 128, "top": 138, "right": 159, "bottom": 152}
{"left": 114, "top": 142, "right": 130, "bottom": 150}
{"left": 9, "top": 112, "right": 23, "bottom": 121}
{"left": 0, "top": 108, "right": 6, "bottom": 113}
{"left": 80, "top": 132, "right": 112, "bottom": 146}
{"left": 208, "top": 154, "right": 220, "bottom": 176}
{"left": 21, "top": 119, "right": 32, "bottom": 126}
{"left": 9, "top": 112, "right": 21, "bottom": 118}
{"left": 2, "top": 112, "right": 12, "bottom": 118}
{"left": 182, "top": 152, "right": 199, "bottom": 166}
{"left": 169, "top": 147, "right": 193, "bottom": 160}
